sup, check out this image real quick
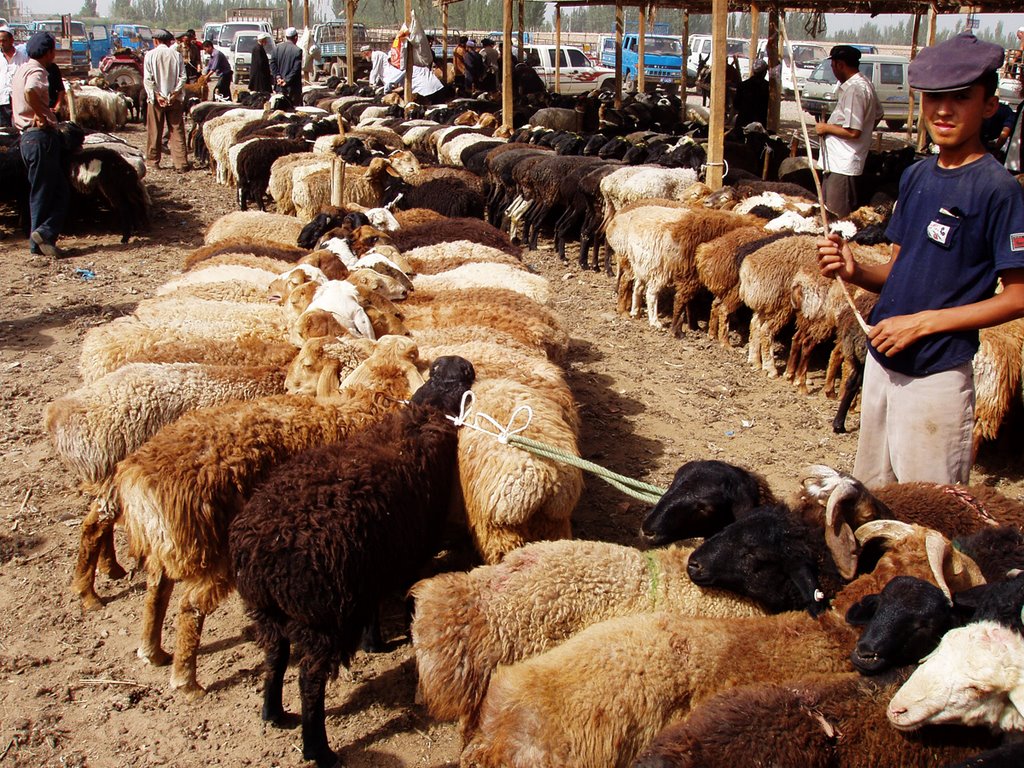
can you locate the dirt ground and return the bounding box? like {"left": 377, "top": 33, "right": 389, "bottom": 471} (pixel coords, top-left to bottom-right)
{"left": 1, "top": 120, "right": 1023, "bottom": 768}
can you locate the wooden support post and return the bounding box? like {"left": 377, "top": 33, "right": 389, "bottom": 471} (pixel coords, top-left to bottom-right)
{"left": 502, "top": 0, "right": 513, "bottom": 130}
{"left": 404, "top": 0, "right": 412, "bottom": 103}
{"left": 749, "top": 3, "right": 759, "bottom": 65}
{"left": 707, "top": 0, "right": 727, "bottom": 189}
{"left": 908, "top": 11, "right": 922, "bottom": 141}
{"left": 917, "top": 3, "right": 937, "bottom": 152}
{"left": 638, "top": 5, "right": 646, "bottom": 93}
{"left": 303, "top": 0, "right": 309, "bottom": 30}
{"left": 345, "top": 0, "right": 355, "bottom": 86}
{"left": 66, "top": 84, "right": 77, "bottom": 124}
{"left": 442, "top": 2, "right": 449, "bottom": 84}
{"left": 614, "top": 0, "right": 623, "bottom": 109}
{"left": 286, "top": 1, "right": 293, "bottom": 30}
{"left": 518, "top": 0, "right": 524, "bottom": 60}
{"left": 766, "top": 8, "right": 780, "bottom": 134}
{"left": 680, "top": 9, "right": 688, "bottom": 115}
{"left": 555, "top": 5, "right": 562, "bottom": 94}
{"left": 330, "top": 157, "right": 347, "bottom": 206}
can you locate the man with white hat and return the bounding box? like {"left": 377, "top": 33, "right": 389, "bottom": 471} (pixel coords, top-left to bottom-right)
{"left": 0, "top": 24, "right": 29, "bottom": 128}
{"left": 273, "top": 27, "right": 303, "bottom": 105}
{"left": 249, "top": 31, "right": 274, "bottom": 93}
{"left": 362, "top": 44, "right": 395, "bottom": 89}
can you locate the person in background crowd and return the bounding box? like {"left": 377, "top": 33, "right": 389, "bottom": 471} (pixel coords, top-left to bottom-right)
{"left": 177, "top": 30, "right": 200, "bottom": 80}
{"left": 479, "top": 37, "right": 499, "bottom": 90}
{"left": 733, "top": 58, "right": 769, "bottom": 130}
{"left": 272, "top": 27, "right": 303, "bottom": 105}
{"left": 202, "top": 39, "right": 232, "bottom": 100}
{"left": 363, "top": 44, "right": 396, "bottom": 90}
{"left": 452, "top": 35, "right": 467, "bottom": 91}
{"left": 815, "top": 44, "right": 883, "bottom": 218}
{"left": 0, "top": 24, "right": 29, "bottom": 128}
{"left": 11, "top": 31, "right": 68, "bottom": 259}
{"left": 981, "top": 99, "right": 1016, "bottom": 161}
{"left": 46, "top": 57, "right": 65, "bottom": 115}
{"left": 144, "top": 28, "right": 188, "bottom": 171}
{"left": 463, "top": 38, "right": 485, "bottom": 93}
{"left": 249, "top": 32, "right": 274, "bottom": 94}
{"left": 817, "top": 33, "right": 1024, "bottom": 486}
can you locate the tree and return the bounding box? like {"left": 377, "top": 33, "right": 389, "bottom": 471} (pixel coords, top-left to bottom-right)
{"left": 79, "top": 0, "right": 99, "bottom": 17}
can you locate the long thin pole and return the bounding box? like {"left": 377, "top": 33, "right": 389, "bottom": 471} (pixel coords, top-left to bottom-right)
{"left": 917, "top": 2, "right": 937, "bottom": 152}
{"left": 303, "top": 0, "right": 309, "bottom": 30}
{"left": 749, "top": 3, "right": 760, "bottom": 66}
{"left": 555, "top": 5, "right": 562, "bottom": 94}
{"left": 706, "top": 0, "right": 727, "bottom": 190}
{"left": 501, "top": 0, "right": 513, "bottom": 130}
{"left": 442, "top": 1, "right": 448, "bottom": 84}
{"left": 680, "top": 9, "right": 688, "bottom": 116}
{"left": 614, "top": 0, "right": 623, "bottom": 109}
{"left": 286, "top": 0, "right": 293, "bottom": 31}
{"left": 517, "top": 0, "right": 524, "bottom": 60}
{"left": 766, "top": 7, "right": 780, "bottom": 133}
{"left": 404, "top": 0, "right": 412, "bottom": 102}
{"left": 908, "top": 11, "right": 921, "bottom": 141}
{"left": 345, "top": 0, "right": 355, "bottom": 86}
{"left": 638, "top": 4, "right": 646, "bottom": 93}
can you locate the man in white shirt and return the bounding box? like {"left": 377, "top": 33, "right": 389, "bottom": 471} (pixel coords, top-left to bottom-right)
{"left": 143, "top": 28, "right": 188, "bottom": 171}
{"left": 363, "top": 45, "right": 396, "bottom": 89}
{"left": 815, "top": 44, "right": 883, "bottom": 218}
{"left": 0, "top": 25, "right": 29, "bottom": 128}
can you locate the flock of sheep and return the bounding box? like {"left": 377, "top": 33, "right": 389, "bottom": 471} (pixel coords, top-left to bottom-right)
{"left": 38, "top": 84, "right": 1024, "bottom": 768}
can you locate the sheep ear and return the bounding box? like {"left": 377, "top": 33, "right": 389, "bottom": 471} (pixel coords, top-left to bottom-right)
{"left": 790, "top": 562, "right": 828, "bottom": 617}
{"left": 845, "top": 594, "right": 880, "bottom": 626}
{"left": 925, "top": 530, "right": 986, "bottom": 601}
{"left": 352, "top": 309, "right": 377, "bottom": 341}
{"left": 315, "top": 359, "right": 342, "bottom": 399}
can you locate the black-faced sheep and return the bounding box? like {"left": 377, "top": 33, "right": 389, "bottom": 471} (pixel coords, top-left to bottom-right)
{"left": 114, "top": 337, "right": 424, "bottom": 696}
{"left": 230, "top": 356, "right": 475, "bottom": 768}
{"left": 459, "top": 522, "right": 985, "bottom": 768}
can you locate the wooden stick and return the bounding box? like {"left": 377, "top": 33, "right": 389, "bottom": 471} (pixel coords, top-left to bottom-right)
{"left": 778, "top": 19, "right": 872, "bottom": 336}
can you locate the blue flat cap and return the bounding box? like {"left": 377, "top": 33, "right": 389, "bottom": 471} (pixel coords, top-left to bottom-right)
{"left": 26, "top": 31, "right": 55, "bottom": 59}
{"left": 909, "top": 33, "right": 1004, "bottom": 92}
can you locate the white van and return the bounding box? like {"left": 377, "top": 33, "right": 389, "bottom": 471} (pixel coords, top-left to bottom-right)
{"left": 687, "top": 34, "right": 750, "bottom": 81}
{"left": 756, "top": 39, "right": 828, "bottom": 97}
{"left": 801, "top": 53, "right": 911, "bottom": 131}
{"left": 212, "top": 20, "right": 272, "bottom": 58}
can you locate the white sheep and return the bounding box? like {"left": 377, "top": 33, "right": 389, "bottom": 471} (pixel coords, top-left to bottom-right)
{"left": 69, "top": 84, "right": 129, "bottom": 131}
{"left": 412, "top": 263, "right": 550, "bottom": 305}
{"left": 204, "top": 211, "right": 305, "bottom": 248}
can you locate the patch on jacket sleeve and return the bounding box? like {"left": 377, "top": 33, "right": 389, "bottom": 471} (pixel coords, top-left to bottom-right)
{"left": 1011, "top": 233, "right": 1024, "bottom": 252}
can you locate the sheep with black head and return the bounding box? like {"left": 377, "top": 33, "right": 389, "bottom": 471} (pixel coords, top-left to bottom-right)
{"left": 229, "top": 355, "right": 475, "bottom": 768}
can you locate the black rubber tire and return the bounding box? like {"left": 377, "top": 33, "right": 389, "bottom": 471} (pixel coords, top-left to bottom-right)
{"left": 884, "top": 118, "right": 906, "bottom": 131}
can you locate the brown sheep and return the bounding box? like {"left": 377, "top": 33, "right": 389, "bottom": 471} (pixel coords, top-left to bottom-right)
{"left": 391, "top": 217, "right": 521, "bottom": 257}
{"left": 183, "top": 238, "right": 308, "bottom": 270}
{"left": 114, "top": 337, "right": 424, "bottom": 697}
{"left": 460, "top": 522, "right": 984, "bottom": 768}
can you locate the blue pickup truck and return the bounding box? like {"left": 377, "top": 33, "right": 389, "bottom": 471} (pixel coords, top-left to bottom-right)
{"left": 32, "top": 19, "right": 111, "bottom": 69}
{"left": 600, "top": 32, "right": 686, "bottom": 86}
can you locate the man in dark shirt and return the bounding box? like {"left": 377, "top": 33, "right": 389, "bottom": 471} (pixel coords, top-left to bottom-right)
{"left": 733, "top": 58, "right": 769, "bottom": 130}
{"left": 462, "top": 39, "right": 485, "bottom": 93}
{"left": 272, "top": 27, "right": 303, "bottom": 105}
{"left": 202, "top": 39, "right": 232, "bottom": 100}
{"left": 248, "top": 32, "right": 274, "bottom": 94}
{"left": 46, "top": 60, "right": 65, "bottom": 113}
{"left": 980, "top": 100, "right": 1016, "bottom": 161}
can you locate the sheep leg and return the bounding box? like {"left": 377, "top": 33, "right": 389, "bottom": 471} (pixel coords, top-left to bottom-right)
{"left": 170, "top": 598, "right": 207, "bottom": 699}
{"left": 646, "top": 282, "right": 665, "bottom": 328}
{"left": 357, "top": 608, "right": 384, "bottom": 653}
{"left": 261, "top": 633, "right": 294, "bottom": 726}
{"left": 824, "top": 344, "right": 843, "bottom": 399}
{"left": 138, "top": 562, "right": 174, "bottom": 667}
{"left": 761, "top": 330, "right": 778, "bottom": 377}
{"left": 784, "top": 329, "right": 803, "bottom": 382}
{"left": 299, "top": 665, "right": 338, "bottom": 768}
{"left": 747, "top": 313, "right": 762, "bottom": 367}
{"left": 72, "top": 499, "right": 111, "bottom": 611}
{"left": 832, "top": 361, "right": 863, "bottom": 434}
{"left": 629, "top": 277, "right": 643, "bottom": 319}
{"left": 707, "top": 297, "right": 721, "bottom": 341}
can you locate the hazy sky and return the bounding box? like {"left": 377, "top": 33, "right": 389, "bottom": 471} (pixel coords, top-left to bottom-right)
{"left": 11, "top": 1, "right": 1024, "bottom": 42}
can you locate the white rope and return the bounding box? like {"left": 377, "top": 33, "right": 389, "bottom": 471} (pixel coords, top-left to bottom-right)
{"left": 447, "top": 389, "right": 534, "bottom": 444}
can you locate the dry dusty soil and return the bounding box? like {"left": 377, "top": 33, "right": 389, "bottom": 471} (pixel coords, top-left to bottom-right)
{"left": 1, "top": 122, "right": 1022, "bottom": 768}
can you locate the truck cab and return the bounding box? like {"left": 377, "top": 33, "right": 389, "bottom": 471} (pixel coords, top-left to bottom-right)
{"left": 33, "top": 19, "right": 102, "bottom": 70}
{"left": 230, "top": 31, "right": 263, "bottom": 84}
{"left": 601, "top": 33, "right": 686, "bottom": 87}
{"left": 688, "top": 34, "right": 750, "bottom": 81}
{"left": 524, "top": 44, "right": 615, "bottom": 94}
{"left": 756, "top": 39, "right": 828, "bottom": 97}
{"left": 110, "top": 24, "right": 152, "bottom": 54}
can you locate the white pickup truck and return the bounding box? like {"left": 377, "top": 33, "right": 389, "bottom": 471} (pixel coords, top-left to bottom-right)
{"left": 522, "top": 44, "right": 616, "bottom": 94}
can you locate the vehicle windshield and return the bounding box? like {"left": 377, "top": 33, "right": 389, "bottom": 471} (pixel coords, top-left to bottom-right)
{"left": 808, "top": 58, "right": 871, "bottom": 85}
{"left": 234, "top": 35, "right": 259, "bottom": 53}
{"left": 791, "top": 44, "right": 826, "bottom": 67}
{"left": 726, "top": 40, "right": 747, "bottom": 57}
{"left": 36, "top": 21, "right": 87, "bottom": 38}
{"left": 647, "top": 37, "right": 682, "bottom": 56}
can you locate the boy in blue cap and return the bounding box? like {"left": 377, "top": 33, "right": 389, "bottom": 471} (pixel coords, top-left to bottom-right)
{"left": 818, "top": 33, "right": 1024, "bottom": 486}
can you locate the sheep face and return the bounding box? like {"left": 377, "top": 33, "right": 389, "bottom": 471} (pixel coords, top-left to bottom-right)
{"left": 640, "top": 460, "right": 769, "bottom": 543}
{"left": 845, "top": 575, "right": 959, "bottom": 675}
{"left": 349, "top": 225, "right": 392, "bottom": 256}
{"left": 686, "top": 506, "right": 830, "bottom": 616}
{"left": 412, "top": 355, "right": 476, "bottom": 414}
{"left": 387, "top": 149, "right": 421, "bottom": 177}
{"left": 887, "top": 619, "right": 1024, "bottom": 732}
{"left": 299, "top": 250, "right": 350, "bottom": 281}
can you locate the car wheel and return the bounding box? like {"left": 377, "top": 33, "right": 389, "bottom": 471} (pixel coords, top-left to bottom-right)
{"left": 884, "top": 119, "right": 905, "bottom": 131}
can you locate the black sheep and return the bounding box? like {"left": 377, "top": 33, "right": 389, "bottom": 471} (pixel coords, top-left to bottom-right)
{"left": 230, "top": 356, "right": 476, "bottom": 768}
{"left": 235, "top": 137, "right": 308, "bottom": 211}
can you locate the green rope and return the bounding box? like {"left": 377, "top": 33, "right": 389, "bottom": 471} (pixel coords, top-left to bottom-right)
{"left": 506, "top": 434, "right": 667, "bottom": 505}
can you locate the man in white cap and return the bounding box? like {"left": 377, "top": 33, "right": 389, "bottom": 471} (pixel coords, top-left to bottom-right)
{"left": 0, "top": 24, "right": 29, "bottom": 128}
{"left": 249, "top": 31, "right": 274, "bottom": 93}
{"left": 273, "top": 27, "right": 303, "bottom": 105}
{"left": 362, "top": 44, "right": 394, "bottom": 89}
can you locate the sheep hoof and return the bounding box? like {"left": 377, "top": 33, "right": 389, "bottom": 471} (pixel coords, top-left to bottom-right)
{"left": 304, "top": 745, "right": 339, "bottom": 768}
{"left": 79, "top": 592, "right": 106, "bottom": 613}
{"left": 137, "top": 646, "right": 172, "bottom": 667}
{"left": 101, "top": 560, "right": 128, "bottom": 580}
{"left": 170, "top": 678, "right": 207, "bottom": 700}
{"left": 262, "top": 709, "right": 300, "bottom": 729}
